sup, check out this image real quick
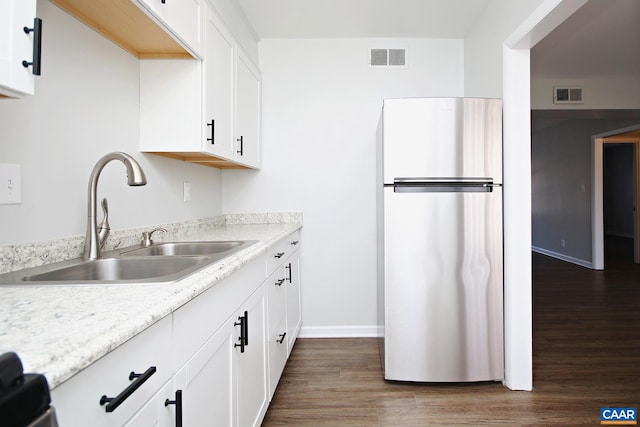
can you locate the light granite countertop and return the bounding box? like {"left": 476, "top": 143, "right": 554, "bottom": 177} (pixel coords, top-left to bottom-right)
{"left": 0, "top": 215, "right": 302, "bottom": 389}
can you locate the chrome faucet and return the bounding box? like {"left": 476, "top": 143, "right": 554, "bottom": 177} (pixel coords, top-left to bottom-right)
{"left": 84, "top": 152, "right": 147, "bottom": 260}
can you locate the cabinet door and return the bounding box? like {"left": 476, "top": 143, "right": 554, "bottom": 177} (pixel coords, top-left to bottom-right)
{"left": 0, "top": 0, "right": 37, "bottom": 97}
{"left": 234, "top": 50, "right": 261, "bottom": 168}
{"left": 203, "top": 7, "right": 235, "bottom": 160}
{"left": 235, "top": 286, "right": 268, "bottom": 427}
{"left": 124, "top": 381, "right": 174, "bottom": 427}
{"left": 266, "top": 269, "right": 288, "bottom": 399}
{"left": 285, "top": 252, "right": 302, "bottom": 355}
{"left": 175, "top": 321, "right": 235, "bottom": 427}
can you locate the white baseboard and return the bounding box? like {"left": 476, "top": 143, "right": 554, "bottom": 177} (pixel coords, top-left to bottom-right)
{"left": 299, "top": 325, "right": 381, "bottom": 338}
{"left": 532, "top": 246, "right": 594, "bottom": 269}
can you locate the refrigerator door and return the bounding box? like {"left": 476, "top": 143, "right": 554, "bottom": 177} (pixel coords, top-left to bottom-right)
{"left": 382, "top": 186, "right": 503, "bottom": 382}
{"left": 382, "top": 98, "right": 502, "bottom": 184}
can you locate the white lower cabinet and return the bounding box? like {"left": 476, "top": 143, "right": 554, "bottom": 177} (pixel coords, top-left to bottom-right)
{"left": 173, "top": 284, "right": 267, "bottom": 427}
{"left": 50, "top": 231, "right": 301, "bottom": 427}
{"left": 235, "top": 287, "right": 268, "bottom": 427}
{"left": 285, "top": 251, "right": 302, "bottom": 355}
{"left": 266, "top": 268, "right": 288, "bottom": 399}
{"left": 174, "top": 320, "right": 235, "bottom": 426}
{"left": 51, "top": 316, "right": 173, "bottom": 427}
{"left": 265, "top": 231, "right": 302, "bottom": 398}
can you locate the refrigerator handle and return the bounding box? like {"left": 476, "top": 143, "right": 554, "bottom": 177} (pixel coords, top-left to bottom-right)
{"left": 391, "top": 179, "right": 501, "bottom": 193}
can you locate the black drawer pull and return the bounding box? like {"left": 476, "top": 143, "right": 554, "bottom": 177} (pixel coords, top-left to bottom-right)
{"left": 290, "top": 240, "right": 299, "bottom": 246}
{"left": 234, "top": 311, "right": 249, "bottom": 353}
{"left": 165, "top": 389, "right": 183, "bottom": 427}
{"left": 100, "top": 366, "right": 156, "bottom": 412}
{"left": 285, "top": 263, "right": 292, "bottom": 283}
{"left": 274, "top": 252, "right": 285, "bottom": 259}
{"left": 236, "top": 135, "right": 244, "bottom": 155}
{"left": 277, "top": 332, "right": 287, "bottom": 344}
{"left": 22, "top": 18, "right": 42, "bottom": 76}
{"left": 207, "top": 119, "right": 215, "bottom": 144}
{"left": 275, "top": 278, "right": 285, "bottom": 287}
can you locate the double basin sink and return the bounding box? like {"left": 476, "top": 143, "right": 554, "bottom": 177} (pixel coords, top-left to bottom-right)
{"left": 1, "top": 240, "right": 257, "bottom": 285}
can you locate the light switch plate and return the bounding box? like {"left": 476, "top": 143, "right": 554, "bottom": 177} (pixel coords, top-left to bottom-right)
{"left": 0, "top": 164, "right": 21, "bottom": 205}
{"left": 183, "top": 181, "right": 191, "bottom": 202}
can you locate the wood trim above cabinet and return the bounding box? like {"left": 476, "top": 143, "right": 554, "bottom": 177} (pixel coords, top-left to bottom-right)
{"left": 146, "top": 152, "right": 253, "bottom": 169}
{"left": 50, "top": 0, "right": 193, "bottom": 58}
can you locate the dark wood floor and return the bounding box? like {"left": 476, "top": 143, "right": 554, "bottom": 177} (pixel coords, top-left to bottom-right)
{"left": 263, "top": 237, "right": 640, "bottom": 426}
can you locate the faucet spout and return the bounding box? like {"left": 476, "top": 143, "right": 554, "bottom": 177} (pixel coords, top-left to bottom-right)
{"left": 84, "top": 152, "right": 147, "bottom": 260}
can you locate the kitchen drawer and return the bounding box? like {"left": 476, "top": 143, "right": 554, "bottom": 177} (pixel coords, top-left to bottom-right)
{"left": 266, "top": 230, "right": 301, "bottom": 275}
{"left": 173, "top": 254, "right": 266, "bottom": 370}
{"left": 51, "top": 316, "right": 172, "bottom": 427}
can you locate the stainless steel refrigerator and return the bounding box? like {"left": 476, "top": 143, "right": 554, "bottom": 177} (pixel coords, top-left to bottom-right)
{"left": 376, "top": 97, "right": 504, "bottom": 382}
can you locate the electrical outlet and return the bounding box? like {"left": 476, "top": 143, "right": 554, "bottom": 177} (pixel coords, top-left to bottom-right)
{"left": 0, "top": 164, "right": 21, "bottom": 205}
{"left": 183, "top": 181, "right": 191, "bottom": 202}
{"left": 561, "top": 239, "right": 566, "bottom": 247}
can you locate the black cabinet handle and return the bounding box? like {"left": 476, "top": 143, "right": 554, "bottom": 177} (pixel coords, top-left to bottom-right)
{"left": 290, "top": 240, "right": 299, "bottom": 246}
{"left": 165, "top": 390, "right": 183, "bottom": 427}
{"left": 236, "top": 136, "right": 244, "bottom": 156}
{"left": 207, "top": 119, "right": 215, "bottom": 145}
{"left": 275, "top": 278, "right": 285, "bottom": 287}
{"left": 161, "top": 0, "right": 166, "bottom": 3}
{"left": 22, "top": 18, "right": 42, "bottom": 76}
{"left": 99, "top": 367, "right": 156, "bottom": 412}
{"left": 285, "top": 263, "right": 292, "bottom": 283}
{"left": 243, "top": 310, "right": 249, "bottom": 347}
{"left": 277, "top": 332, "right": 287, "bottom": 344}
{"left": 274, "top": 252, "right": 285, "bottom": 259}
{"left": 234, "top": 310, "right": 248, "bottom": 352}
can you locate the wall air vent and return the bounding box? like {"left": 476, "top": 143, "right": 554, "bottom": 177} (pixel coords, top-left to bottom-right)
{"left": 553, "top": 86, "right": 584, "bottom": 104}
{"left": 369, "top": 48, "right": 407, "bottom": 68}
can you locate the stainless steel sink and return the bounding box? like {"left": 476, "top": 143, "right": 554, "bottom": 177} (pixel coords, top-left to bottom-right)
{"left": 119, "top": 240, "right": 249, "bottom": 257}
{"left": 0, "top": 240, "right": 257, "bottom": 285}
{"left": 21, "top": 256, "right": 210, "bottom": 283}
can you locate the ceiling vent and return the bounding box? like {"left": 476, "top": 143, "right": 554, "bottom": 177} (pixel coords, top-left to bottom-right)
{"left": 553, "top": 86, "right": 584, "bottom": 104}
{"left": 370, "top": 48, "right": 407, "bottom": 68}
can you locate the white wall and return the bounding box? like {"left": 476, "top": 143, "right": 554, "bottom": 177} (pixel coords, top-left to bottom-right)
{"left": 464, "top": 0, "right": 544, "bottom": 97}
{"left": 532, "top": 77, "right": 640, "bottom": 109}
{"left": 0, "top": 2, "right": 222, "bottom": 246}
{"left": 531, "top": 114, "right": 640, "bottom": 266}
{"left": 222, "top": 38, "right": 464, "bottom": 335}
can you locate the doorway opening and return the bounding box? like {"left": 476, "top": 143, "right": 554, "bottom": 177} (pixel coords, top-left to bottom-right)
{"left": 592, "top": 124, "right": 640, "bottom": 269}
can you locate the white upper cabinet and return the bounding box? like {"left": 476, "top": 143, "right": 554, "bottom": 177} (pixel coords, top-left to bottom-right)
{"left": 49, "top": 0, "right": 202, "bottom": 58}
{"left": 139, "top": 2, "right": 262, "bottom": 169}
{"left": 234, "top": 49, "right": 262, "bottom": 168}
{"left": 0, "top": 0, "right": 39, "bottom": 97}
{"left": 135, "top": 0, "right": 204, "bottom": 58}
{"left": 203, "top": 8, "right": 236, "bottom": 161}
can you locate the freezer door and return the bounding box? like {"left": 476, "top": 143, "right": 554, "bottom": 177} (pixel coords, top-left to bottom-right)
{"left": 382, "top": 98, "right": 502, "bottom": 184}
{"left": 382, "top": 187, "right": 503, "bottom": 382}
